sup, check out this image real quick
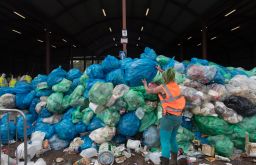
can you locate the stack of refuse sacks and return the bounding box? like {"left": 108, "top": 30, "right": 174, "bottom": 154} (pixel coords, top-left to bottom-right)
{"left": 2, "top": 47, "right": 256, "bottom": 162}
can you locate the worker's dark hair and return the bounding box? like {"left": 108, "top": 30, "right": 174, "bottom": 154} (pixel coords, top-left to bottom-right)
{"left": 162, "top": 68, "right": 175, "bottom": 84}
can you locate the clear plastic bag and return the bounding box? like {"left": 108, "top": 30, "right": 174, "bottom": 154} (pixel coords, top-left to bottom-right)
{"left": 186, "top": 65, "right": 217, "bottom": 84}
{"left": 89, "top": 82, "right": 113, "bottom": 106}
{"left": 215, "top": 101, "right": 243, "bottom": 124}
{"left": 89, "top": 126, "right": 116, "bottom": 144}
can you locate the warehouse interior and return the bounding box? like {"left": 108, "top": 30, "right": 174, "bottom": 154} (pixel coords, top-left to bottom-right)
{"left": 0, "top": 0, "right": 255, "bottom": 75}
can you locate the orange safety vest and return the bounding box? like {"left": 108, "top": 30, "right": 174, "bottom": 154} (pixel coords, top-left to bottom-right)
{"left": 158, "top": 82, "right": 186, "bottom": 116}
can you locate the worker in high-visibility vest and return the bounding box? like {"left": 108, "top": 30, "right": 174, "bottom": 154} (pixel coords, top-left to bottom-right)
{"left": 142, "top": 67, "right": 186, "bottom": 165}
{"left": 0, "top": 73, "right": 8, "bottom": 87}
{"left": 9, "top": 75, "right": 17, "bottom": 87}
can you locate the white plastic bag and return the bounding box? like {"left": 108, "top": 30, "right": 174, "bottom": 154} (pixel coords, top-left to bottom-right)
{"left": 147, "top": 152, "right": 161, "bottom": 165}
{"left": 89, "top": 102, "right": 105, "bottom": 114}
{"left": 112, "top": 84, "right": 129, "bottom": 98}
{"left": 89, "top": 126, "right": 116, "bottom": 144}
{"left": 42, "top": 114, "right": 62, "bottom": 124}
{"left": 215, "top": 101, "right": 243, "bottom": 124}
{"left": 0, "top": 94, "right": 16, "bottom": 108}
{"left": 126, "top": 139, "right": 141, "bottom": 150}
{"left": 16, "top": 131, "right": 45, "bottom": 160}
{"left": 1, "top": 153, "right": 16, "bottom": 165}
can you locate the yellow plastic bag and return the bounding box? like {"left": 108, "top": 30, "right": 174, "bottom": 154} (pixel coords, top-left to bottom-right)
{"left": 9, "top": 78, "right": 17, "bottom": 87}
{"left": 21, "top": 75, "right": 32, "bottom": 83}
{"left": 0, "top": 74, "right": 8, "bottom": 87}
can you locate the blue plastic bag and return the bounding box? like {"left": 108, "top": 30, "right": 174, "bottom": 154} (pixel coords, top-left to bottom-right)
{"left": 106, "top": 69, "right": 126, "bottom": 85}
{"left": 125, "top": 59, "right": 157, "bottom": 87}
{"left": 117, "top": 112, "right": 140, "bottom": 137}
{"left": 162, "top": 57, "right": 175, "bottom": 70}
{"left": 34, "top": 121, "right": 55, "bottom": 139}
{"left": 39, "top": 108, "right": 53, "bottom": 118}
{"left": 23, "top": 90, "right": 36, "bottom": 106}
{"left": 49, "top": 135, "right": 69, "bottom": 150}
{"left": 102, "top": 55, "right": 120, "bottom": 73}
{"left": 230, "top": 68, "right": 248, "bottom": 77}
{"left": 191, "top": 58, "right": 209, "bottom": 66}
{"left": 16, "top": 93, "right": 29, "bottom": 109}
{"left": 140, "top": 47, "right": 157, "bottom": 61}
{"left": 0, "top": 122, "right": 16, "bottom": 144}
{"left": 0, "top": 87, "right": 15, "bottom": 96}
{"left": 17, "top": 115, "right": 35, "bottom": 140}
{"left": 79, "top": 136, "right": 93, "bottom": 151}
{"left": 120, "top": 58, "right": 133, "bottom": 69}
{"left": 67, "top": 68, "right": 82, "bottom": 80}
{"left": 212, "top": 67, "right": 225, "bottom": 84}
{"left": 36, "top": 89, "right": 52, "bottom": 97}
{"left": 31, "top": 74, "right": 48, "bottom": 89}
{"left": 70, "top": 78, "right": 81, "bottom": 90}
{"left": 47, "top": 66, "right": 67, "bottom": 87}
{"left": 14, "top": 81, "right": 32, "bottom": 94}
{"left": 87, "top": 117, "right": 105, "bottom": 132}
{"left": 63, "top": 108, "right": 76, "bottom": 120}
{"left": 29, "top": 98, "right": 39, "bottom": 118}
{"left": 86, "top": 64, "right": 104, "bottom": 79}
{"left": 55, "top": 119, "right": 77, "bottom": 140}
{"left": 75, "top": 122, "right": 87, "bottom": 134}
{"left": 143, "top": 126, "right": 160, "bottom": 147}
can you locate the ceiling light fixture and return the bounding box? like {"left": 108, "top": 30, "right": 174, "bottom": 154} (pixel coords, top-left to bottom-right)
{"left": 13, "top": 11, "right": 26, "bottom": 19}
{"left": 62, "top": 39, "right": 67, "bottom": 42}
{"left": 113, "top": 37, "right": 115, "bottom": 41}
{"left": 210, "top": 36, "right": 217, "bottom": 40}
{"left": 115, "top": 44, "right": 117, "bottom": 47}
{"left": 73, "top": 45, "right": 77, "bottom": 48}
{"left": 12, "top": 29, "right": 22, "bottom": 34}
{"left": 102, "top": 9, "right": 106, "bottom": 16}
{"left": 51, "top": 45, "right": 56, "bottom": 48}
{"left": 145, "top": 8, "right": 150, "bottom": 16}
{"left": 141, "top": 26, "right": 144, "bottom": 31}
{"left": 138, "top": 37, "right": 141, "bottom": 40}
{"left": 37, "top": 39, "right": 44, "bottom": 43}
{"left": 109, "top": 27, "right": 112, "bottom": 32}
{"left": 177, "top": 43, "right": 181, "bottom": 46}
{"left": 225, "top": 9, "right": 236, "bottom": 17}
{"left": 187, "top": 36, "right": 192, "bottom": 40}
{"left": 197, "top": 43, "right": 202, "bottom": 46}
{"left": 231, "top": 26, "right": 240, "bottom": 31}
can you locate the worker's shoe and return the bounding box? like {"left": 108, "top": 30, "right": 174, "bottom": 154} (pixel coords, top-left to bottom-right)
{"left": 169, "top": 152, "right": 178, "bottom": 165}
{"left": 160, "top": 157, "right": 169, "bottom": 165}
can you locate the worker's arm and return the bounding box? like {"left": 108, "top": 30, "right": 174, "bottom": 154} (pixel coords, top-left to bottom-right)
{"left": 142, "top": 79, "right": 163, "bottom": 94}
{"left": 156, "top": 65, "right": 164, "bottom": 73}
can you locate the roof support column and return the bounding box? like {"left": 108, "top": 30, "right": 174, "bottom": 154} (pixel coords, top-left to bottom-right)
{"left": 202, "top": 23, "right": 207, "bottom": 59}
{"left": 45, "top": 29, "right": 50, "bottom": 74}
{"left": 122, "top": 0, "right": 127, "bottom": 53}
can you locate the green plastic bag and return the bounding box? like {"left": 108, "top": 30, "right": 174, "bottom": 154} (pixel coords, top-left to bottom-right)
{"left": 208, "top": 135, "right": 234, "bottom": 157}
{"left": 89, "top": 82, "right": 113, "bottom": 106}
{"left": 80, "top": 74, "right": 89, "bottom": 87}
{"left": 82, "top": 108, "right": 94, "bottom": 125}
{"left": 156, "top": 55, "right": 170, "bottom": 66}
{"left": 238, "top": 116, "right": 256, "bottom": 133}
{"left": 72, "top": 107, "right": 83, "bottom": 123}
{"left": 97, "top": 108, "right": 120, "bottom": 127}
{"left": 139, "top": 111, "right": 157, "bottom": 132}
{"left": 62, "top": 95, "right": 71, "bottom": 109}
{"left": 130, "top": 86, "right": 158, "bottom": 101}
{"left": 152, "top": 71, "right": 164, "bottom": 84}
{"left": 194, "top": 116, "right": 233, "bottom": 135}
{"left": 175, "top": 73, "right": 186, "bottom": 84}
{"left": 143, "top": 101, "right": 157, "bottom": 113}
{"left": 52, "top": 78, "right": 72, "bottom": 92}
{"left": 176, "top": 127, "right": 194, "bottom": 142}
{"left": 111, "top": 98, "right": 127, "bottom": 111}
{"left": 70, "top": 85, "right": 85, "bottom": 106}
{"left": 124, "top": 89, "right": 145, "bottom": 111}
{"left": 47, "top": 92, "right": 65, "bottom": 114}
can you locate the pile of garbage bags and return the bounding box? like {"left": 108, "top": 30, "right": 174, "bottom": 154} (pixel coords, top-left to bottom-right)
{"left": 2, "top": 47, "right": 256, "bottom": 161}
